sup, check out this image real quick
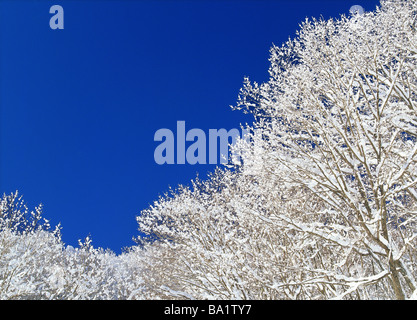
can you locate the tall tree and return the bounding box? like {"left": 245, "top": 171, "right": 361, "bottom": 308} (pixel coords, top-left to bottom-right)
{"left": 138, "top": 0, "right": 417, "bottom": 299}
{"left": 232, "top": 0, "right": 417, "bottom": 299}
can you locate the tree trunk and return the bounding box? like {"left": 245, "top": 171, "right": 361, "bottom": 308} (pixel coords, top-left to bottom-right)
{"left": 390, "top": 259, "right": 405, "bottom": 300}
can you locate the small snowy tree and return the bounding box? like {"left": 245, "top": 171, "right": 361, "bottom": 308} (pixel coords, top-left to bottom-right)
{"left": 0, "top": 193, "right": 145, "bottom": 300}
{"left": 0, "top": 192, "right": 63, "bottom": 299}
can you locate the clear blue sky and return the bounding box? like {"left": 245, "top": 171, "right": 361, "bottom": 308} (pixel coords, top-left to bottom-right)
{"left": 0, "top": 0, "right": 381, "bottom": 253}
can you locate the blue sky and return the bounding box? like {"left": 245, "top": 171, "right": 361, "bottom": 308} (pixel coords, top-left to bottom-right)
{"left": 0, "top": 0, "right": 381, "bottom": 253}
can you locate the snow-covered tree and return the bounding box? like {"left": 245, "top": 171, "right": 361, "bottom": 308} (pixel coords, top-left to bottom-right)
{"left": 137, "top": 0, "right": 417, "bottom": 299}
{"left": 0, "top": 192, "right": 63, "bottom": 299}
{"left": 0, "top": 192, "right": 145, "bottom": 299}
{"left": 234, "top": 0, "right": 417, "bottom": 299}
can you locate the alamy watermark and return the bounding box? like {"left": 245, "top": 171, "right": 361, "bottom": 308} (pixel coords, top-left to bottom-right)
{"left": 49, "top": 5, "right": 64, "bottom": 29}
{"left": 154, "top": 121, "right": 248, "bottom": 165}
